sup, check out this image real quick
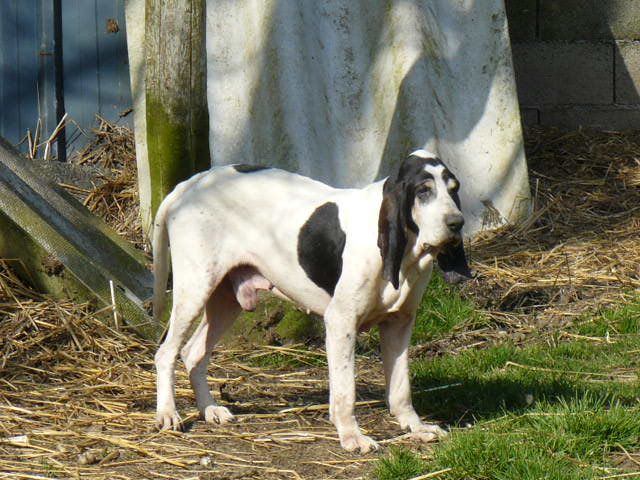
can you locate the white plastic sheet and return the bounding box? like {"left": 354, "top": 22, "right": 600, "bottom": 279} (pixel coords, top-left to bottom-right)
{"left": 206, "top": 0, "right": 530, "bottom": 233}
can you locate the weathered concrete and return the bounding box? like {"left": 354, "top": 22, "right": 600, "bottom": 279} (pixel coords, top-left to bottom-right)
{"left": 540, "top": 105, "right": 640, "bottom": 130}
{"left": 0, "top": 136, "right": 157, "bottom": 339}
{"left": 615, "top": 41, "right": 640, "bottom": 104}
{"left": 512, "top": 43, "right": 613, "bottom": 105}
{"left": 125, "top": 0, "right": 152, "bottom": 236}
{"left": 540, "top": 0, "right": 640, "bottom": 41}
{"left": 505, "top": 0, "right": 538, "bottom": 42}
{"left": 206, "top": 0, "right": 531, "bottom": 234}
{"left": 506, "top": 1, "right": 640, "bottom": 130}
{"left": 520, "top": 108, "right": 540, "bottom": 126}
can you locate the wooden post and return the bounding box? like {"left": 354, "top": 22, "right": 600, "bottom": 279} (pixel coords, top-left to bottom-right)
{"left": 126, "top": 0, "right": 209, "bottom": 237}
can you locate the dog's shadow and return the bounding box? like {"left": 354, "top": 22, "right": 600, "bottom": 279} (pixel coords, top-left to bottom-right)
{"left": 175, "top": 382, "right": 388, "bottom": 433}
{"left": 410, "top": 369, "right": 625, "bottom": 427}
{"left": 167, "top": 369, "right": 606, "bottom": 435}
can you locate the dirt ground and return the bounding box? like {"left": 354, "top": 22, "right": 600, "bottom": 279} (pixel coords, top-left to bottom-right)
{"left": 1, "top": 125, "right": 640, "bottom": 479}
{"left": 0, "top": 273, "right": 420, "bottom": 479}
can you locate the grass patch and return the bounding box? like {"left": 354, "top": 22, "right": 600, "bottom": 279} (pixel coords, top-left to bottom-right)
{"left": 411, "top": 337, "right": 639, "bottom": 423}
{"left": 425, "top": 396, "right": 640, "bottom": 480}
{"left": 375, "top": 448, "right": 428, "bottom": 480}
{"left": 578, "top": 296, "right": 640, "bottom": 336}
{"left": 411, "top": 273, "right": 487, "bottom": 344}
{"left": 375, "top": 299, "right": 640, "bottom": 479}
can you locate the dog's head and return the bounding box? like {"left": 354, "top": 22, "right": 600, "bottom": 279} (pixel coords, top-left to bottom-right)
{"left": 377, "top": 150, "right": 472, "bottom": 289}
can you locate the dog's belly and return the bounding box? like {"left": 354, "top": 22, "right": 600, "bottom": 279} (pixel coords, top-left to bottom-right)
{"left": 227, "top": 264, "right": 331, "bottom": 315}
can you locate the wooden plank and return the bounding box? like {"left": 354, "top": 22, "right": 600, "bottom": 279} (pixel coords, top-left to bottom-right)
{"left": 0, "top": 135, "right": 159, "bottom": 340}
{"left": 124, "top": 0, "right": 152, "bottom": 235}
{"left": 36, "top": 0, "right": 58, "bottom": 148}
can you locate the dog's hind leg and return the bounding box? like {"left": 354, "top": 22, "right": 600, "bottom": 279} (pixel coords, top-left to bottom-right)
{"left": 155, "top": 282, "right": 214, "bottom": 431}
{"left": 181, "top": 278, "right": 240, "bottom": 424}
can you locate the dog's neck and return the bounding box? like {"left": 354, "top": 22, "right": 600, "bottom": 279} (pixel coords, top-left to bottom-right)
{"left": 380, "top": 250, "right": 434, "bottom": 314}
{"left": 404, "top": 231, "right": 436, "bottom": 272}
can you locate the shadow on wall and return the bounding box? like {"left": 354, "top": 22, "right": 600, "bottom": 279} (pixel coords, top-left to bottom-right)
{"left": 212, "top": 0, "right": 514, "bottom": 187}
{"left": 606, "top": 5, "right": 640, "bottom": 107}
{"left": 376, "top": 0, "right": 518, "bottom": 178}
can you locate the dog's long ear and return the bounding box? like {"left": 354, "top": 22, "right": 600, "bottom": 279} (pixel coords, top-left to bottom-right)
{"left": 437, "top": 241, "right": 473, "bottom": 284}
{"left": 378, "top": 179, "right": 411, "bottom": 289}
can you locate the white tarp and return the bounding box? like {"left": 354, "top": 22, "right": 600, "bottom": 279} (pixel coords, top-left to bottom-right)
{"left": 205, "top": 0, "right": 530, "bottom": 233}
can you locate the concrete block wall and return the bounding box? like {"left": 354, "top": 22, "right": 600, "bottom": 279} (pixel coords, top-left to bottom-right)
{"left": 506, "top": 0, "right": 640, "bottom": 129}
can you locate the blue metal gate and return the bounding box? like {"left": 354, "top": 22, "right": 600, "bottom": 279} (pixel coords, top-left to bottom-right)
{"left": 0, "top": 0, "right": 131, "bottom": 159}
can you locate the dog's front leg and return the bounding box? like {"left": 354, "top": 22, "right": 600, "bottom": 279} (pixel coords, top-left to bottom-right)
{"left": 379, "top": 315, "right": 446, "bottom": 442}
{"left": 324, "top": 304, "right": 379, "bottom": 453}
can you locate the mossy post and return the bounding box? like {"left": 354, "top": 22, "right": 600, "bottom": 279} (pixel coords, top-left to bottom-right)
{"left": 143, "top": 0, "right": 210, "bottom": 231}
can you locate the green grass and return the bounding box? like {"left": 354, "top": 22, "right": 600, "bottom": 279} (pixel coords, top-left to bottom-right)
{"left": 411, "top": 338, "right": 639, "bottom": 422}
{"left": 246, "top": 351, "right": 325, "bottom": 369}
{"left": 578, "top": 296, "right": 640, "bottom": 336}
{"left": 375, "top": 295, "right": 640, "bottom": 480}
{"left": 375, "top": 448, "right": 428, "bottom": 480}
{"left": 425, "top": 396, "right": 640, "bottom": 480}
{"left": 359, "top": 273, "right": 486, "bottom": 353}
{"left": 246, "top": 346, "right": 327, "bottom": 369}
{"left": 411, "top": 273, "right": 487, "bottom": 344}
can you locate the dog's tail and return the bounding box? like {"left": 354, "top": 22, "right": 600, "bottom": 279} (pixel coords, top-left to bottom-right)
{"left": 152, "top": 196, "right": 172, "bottom": 324}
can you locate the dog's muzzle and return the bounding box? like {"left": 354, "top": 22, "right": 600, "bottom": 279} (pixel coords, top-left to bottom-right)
{"left": 445, "top": 213, "right": 464, "bottom": 235}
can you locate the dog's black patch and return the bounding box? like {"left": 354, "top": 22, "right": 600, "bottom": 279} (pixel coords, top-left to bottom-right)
{"left": 441, "top": 168, "right": 462, "bottom": 208}
{"left": 297, "top": 202, "right": 346, "bottom": 296}
{"left": 233, "top": 164, "right": 271, "bottom": 173}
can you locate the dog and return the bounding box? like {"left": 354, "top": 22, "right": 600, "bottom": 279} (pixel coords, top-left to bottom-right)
{"left": 152, "top": 149, "right": 472, "bottom": 453}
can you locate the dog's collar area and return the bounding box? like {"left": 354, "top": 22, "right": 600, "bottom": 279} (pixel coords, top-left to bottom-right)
{"left": 420, "top": 235, "right": 461, "bottom": 256}
{"left": 421, "top": 243, "right": 437, "bottom": 256}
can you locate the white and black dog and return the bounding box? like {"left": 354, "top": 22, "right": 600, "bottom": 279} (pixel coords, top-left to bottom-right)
{"left": 152, "top": 149, "right": 471, "bottom": 453}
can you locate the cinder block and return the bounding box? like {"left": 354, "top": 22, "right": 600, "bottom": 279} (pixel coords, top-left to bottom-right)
{"left": 520, "top": 108, "right": 540, "bottom": 125}
{"left": 511, "top": 43, "right": 613, "bottom": 105}
{"left": 540, "top": 106, "right": 640, "bottom": 130}
{"left": 615, "top": 41, "right": 640, "bottom": 104}
{"left": 540, "top": 0, "right": 640, "bottom": 41}
{"left": 505, "top": 0, "right": 538, "bottom": 43}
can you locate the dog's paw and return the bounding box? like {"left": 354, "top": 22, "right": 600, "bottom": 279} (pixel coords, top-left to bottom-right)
{"left": 156, "top": 409, "right": 183, "bottom": 431}
{"left": 410, "top": 423, "right": 448, "bottom": 440}
{"left": 404, "top": 431, "right": 440, "bottom": 443}
{"left": 203, "top": 405, "right": 235, "bottom": 425}
{"left": 340, "top": 431, "right": 379, "bottom": 453}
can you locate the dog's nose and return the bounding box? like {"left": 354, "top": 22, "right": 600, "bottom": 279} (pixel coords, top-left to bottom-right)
{"left": 446, "top": 213, "right": 464, "bottom": 234}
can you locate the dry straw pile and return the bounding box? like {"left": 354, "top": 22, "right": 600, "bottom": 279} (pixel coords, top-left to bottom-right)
{"left": 469, "top": 127, "right": 640, "bottom": 322}
{"left": 0, "top": 260, "right": 393, "bottom": 479}
{"left": 0, "top": 123, "right": 639, "bottom": 478}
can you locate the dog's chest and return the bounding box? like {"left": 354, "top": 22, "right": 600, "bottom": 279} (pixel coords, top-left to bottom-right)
{"left": 381, "top": 255, "right": 434, "bottom": 314}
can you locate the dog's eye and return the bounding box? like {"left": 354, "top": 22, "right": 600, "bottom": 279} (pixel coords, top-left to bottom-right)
{"left": 448, "top": 179, "right": 460, "bottom": 192}
{"left": 416, "top": 181, "right": 434, "bottom": 198}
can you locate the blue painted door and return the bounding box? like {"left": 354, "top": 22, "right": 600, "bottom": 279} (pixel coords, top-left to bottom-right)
{"left": 0, "top": 0, "right": 131, "bottom": 158}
